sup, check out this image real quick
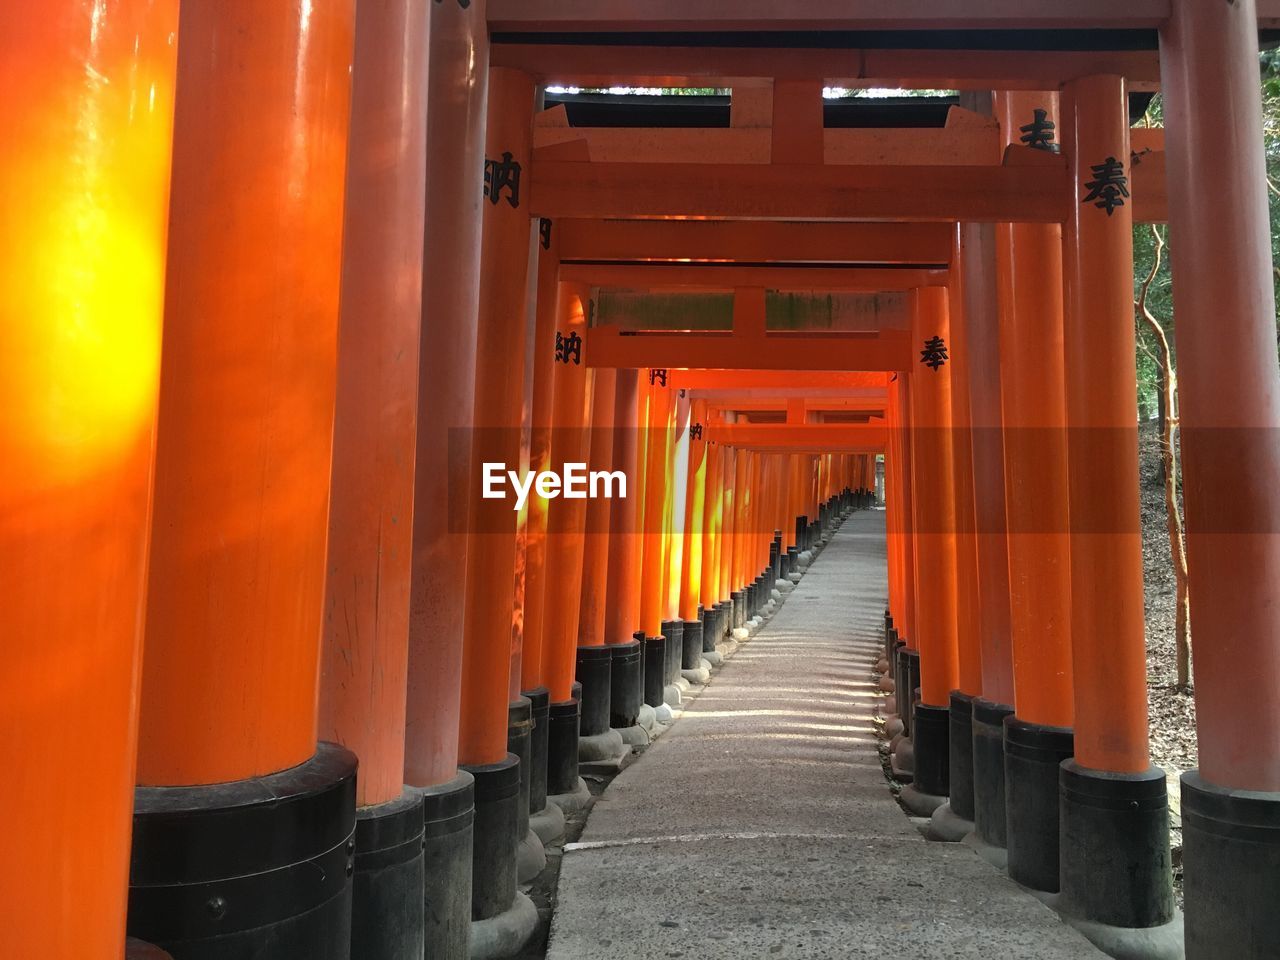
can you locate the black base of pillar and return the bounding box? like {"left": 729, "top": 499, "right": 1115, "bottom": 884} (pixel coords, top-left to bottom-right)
{"left": 700, "top": 608, "right": 717, "bottom": 654}
{"left": 949, "top": 691, "right": 976, "bottom": 822}
{"left": 463, "top": 755, "right": 520, "bottom": 922}
{"left": 524, "top": 688, "right": 550, "bottom": 815}
{"left": 731, "top": 591, "right": 745, "bottom": 629}
{"left": 608, "top": 641, "right": 642, "bottom": 728}
{"left": 127, "top": 743, "right": 358, "bottom": 959}
{"left": 1182, "top": 770, "right": 1280, "bottom": 959}
{"left": 351, "top": 791, "right": 426, "bottom": 960}
{"left": 1004, "top": 715, "right": 1074, "bottom": 892}
{"left": 1058, "top": 762, "right": 1173, "bottom": 929}
{"left": 896, "top": 648, "right": 920, "bottom": 736}
{"left": 547, "top": 698, "right": 580, "bottom": 796}
{"left": 575, "top": 646, "right": 612, "bottom": 737}
{"left": 682, "top": 619, "right": 704, "bottom": 670}
{"left": 913, "top": 703, "right": 951, "bottom": 797}
{"left": 972, "top": 698, "right": 1014, "bottom": 850}
{"left": 642, "top": 635, "right": 666, "bottom": 707}
{"left": 506, "top": 697, "right": 533, "bottom": 840}
{"left": 661, "top": 619, "right": 683, "bottom": 686}
{"left": 419, "top": 772, "right": 474, "bottom": 960}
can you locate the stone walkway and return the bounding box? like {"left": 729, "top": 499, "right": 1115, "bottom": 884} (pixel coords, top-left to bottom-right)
{"left": 545, "top": 510, "right": 1105, "bottom": 960}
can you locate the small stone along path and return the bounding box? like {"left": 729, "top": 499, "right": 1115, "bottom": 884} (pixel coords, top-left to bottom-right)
{"left": 544, "top": 510, "right": 1105, "bottom": 960}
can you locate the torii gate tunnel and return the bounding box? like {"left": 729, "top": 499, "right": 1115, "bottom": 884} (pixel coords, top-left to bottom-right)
{"left": 5, "top": 3, "right": 1280, "bottom": 959}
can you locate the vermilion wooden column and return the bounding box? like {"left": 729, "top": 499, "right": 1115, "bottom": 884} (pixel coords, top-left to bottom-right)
{"left": 1057, "top": 73, "right": 1175, "bottom": 947}
{"left": 2, "top": 5, "right": 178, "bottom": 956}
{"left": 540, "top": 283, "right": 593, "bottom": 702}
{"left": 942, "top": 236, "right": 984, "bottom": 834}
{"left": 679, "top": 400, "right": 709, "bottom": 669}
{"left": 994, "top": 90, "right": 1077, "bottom": 894}
{"left": 580, "top": 369, "right": 617, "bottom": 649}
{"left": 131, "top": 1, "right": 357, "bottom": 953}
{"left": 1162, "top": 2, "right": 1280, "bottom": 952}
{"left": 905, "top": 286, "right": 959, "bottom": 808}
{"left": 639, "top": 378, "right": 673, "bottom": 639}
{"left": 405, "top": 0, "right": 488, "bottom": 789}
{"left": 317, "top": 1, "right": 430, "bottom": 954}
{"left": 604, "top": 370, "right": 642, "bottom": 644}
{"left": 457, "top": 66, "right": 537, "bottom": 939}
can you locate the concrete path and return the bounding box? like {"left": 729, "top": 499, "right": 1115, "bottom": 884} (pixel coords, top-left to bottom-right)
{"left": 545, "top": 510, "right": 1105, "bottom": 960}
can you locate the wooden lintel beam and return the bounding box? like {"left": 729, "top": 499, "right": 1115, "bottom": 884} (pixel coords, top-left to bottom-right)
{"left": 534, "top": 126, "right": 1004, "bottom": 166}
{"left": 585, "top": 327, "right": 913, "bottom": 371}
{"left": 495, "top": 43, "right": 1162, "bottom": 90}
{"left": 671, "top": 370, "right": 889, "bottom": 389}
{"left": 556, "top": 219, "right": 955, "bottom": 265}
{"left": 490, "top": 1, "right": 1280, "bottom": 30}
{"left": 560, "top": 262, "right": 947, "bottom": 292}
{"left": 706, "top": 423, "right": 888, "bottom": 453}
{"left": 707, "top": 397, "right": 888, "bottom": 412}
{"left": 531, "top": 160, "right": 1069, "bottom": 222}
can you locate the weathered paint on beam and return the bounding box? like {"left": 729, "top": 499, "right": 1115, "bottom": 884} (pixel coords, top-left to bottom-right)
{"left": 585, "top": 327, "right": 914, "bottom": 371}
{"left": 560, "top": 262, "right": 947, "bottom": 292}
{"left": 530, "top": 160, "right": 1070, "bottom": 222}
{"left": 556, "top": 219, "right": 955, "bottom": 265}
{"left": 498, "top": 44, "right": 1162, "bottom": 91}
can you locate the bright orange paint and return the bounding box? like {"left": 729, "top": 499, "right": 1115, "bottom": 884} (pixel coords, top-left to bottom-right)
{"left": 681, "top": 400, "right": 709, "bottom": 621}
{"left": 1162, "top": 0, "right": 1280, "bottom": 793}
{"left": 994, "top": 91, "right": 1074, "bottom": 728}
{"left": 907, "top": 287, "right": 960, "bottom": 707}
{"left": 319, "top": 0, "right": 429, "bottom": 808}
{"left": 604, "top": 370, "right": 642, "bottom": 644}
{"left": 404, "top": 0, "right": 489, "bottom": 788}
{"left": 540, "top": 284, "right": 594, "bottom": 702}
{"left": 1, "top": 3, "right": 178, "bottom": 954}
{"left": 946, "top": 240, "right": 984, "bottom": 699}
{"left": 579, "top": 369, "right": 617, "bottom": 647}
{"left": 139, "top": 0, "right": 356, "bottom": 787}
{"left": 639, "top": 378, "right": 673, "bottom": 636}
{"left": 1061, "top": 75, "right": 1148, "bottom": 774}
{"left": 458, "top": 67, "right": 535, "bottom": 767}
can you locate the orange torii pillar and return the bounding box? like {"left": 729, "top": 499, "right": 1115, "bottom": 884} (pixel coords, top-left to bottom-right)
{"left": 932, "top": 239, "right": 986, "bottom": 842}
{"left": 1163, "top": 5, "right": 1280, "bottom": 953}
{"left": 730, "top": 447, "right": 753, "bottom": 630}
{"left": 578, "top": 368, "right": 637, "bottom": 750}
{"left": 884, "top": 386, "right": 915, "bottom": 668}
{"left": 639, "top": 373, "right": 675, "bottom": 712}
{"left": 719, "top": 443, "right": 739, "bottom": 631}
{"left": 993, "top": 90, "right": 1078, "bottom": 894}
{"left": 603, "top": 369, "right": 646, "bottom": 729}
{"left": 540, "top": 284, "right": 607, "bottom": 808}
{"left": 456, "top": 66, "right": 538, "bottom": 951}
{"left": 1056, "top": 73, "right": 1176, "bottom": 949}
{"left": 317, "top": 1, "right": 429, "bottom": 956}
{"left": 1, "top": 5, "right": 177, "bottom": 957}
{"left": 403, "top": 3, "right": 489, "bottom": 955}
{"left": 899, "top": 287, "right": 961, "bottom": 814}
{"left": 702, "top": 430, "right": 730, "bottom": 646}
{"left": 517, "top": 205, "right": 560, "bottom": 844}
{"left": 660, "top": 392, "right": 690, "bottom": 697}
{"left": 887, "top": 375, "right": 923, "bottom": 779}
{"left": 680, "top": 400, "right": 713, "bottom": 676}
{"left": 128, "top": 2, "right": 356, "bottom": 955}
{"left": 960, "top": 216, "right": 1018, "bottom": 860}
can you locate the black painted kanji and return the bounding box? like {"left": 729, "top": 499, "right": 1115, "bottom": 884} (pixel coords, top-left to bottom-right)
{"left": 1019, "top": 108, "right": 1058, "bottom": 152}
{"left": 1082, "top": 156, "right": 1129, "bottom": 216}
{"left": 539, "top": 218, "right": 552, "bottom": 250}
{"left": 483, "top": 152, "right": 522, "bottom": 208}
{"left": 555, "top": 331, "right": 582, "bottom": 366}
{"left": 649, "top": 369, "right": 668, "bottom": 387}
{"left": 920, "top": 336, "right": 948, "bottom": 371}
{"left": 689, "top": 423, "right": 704, "bottom": 440}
